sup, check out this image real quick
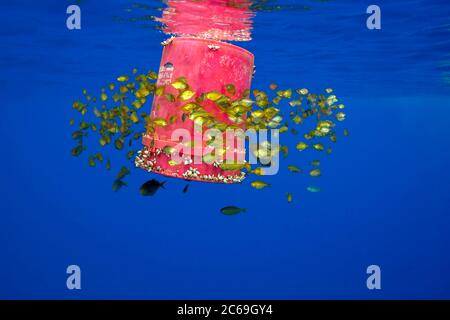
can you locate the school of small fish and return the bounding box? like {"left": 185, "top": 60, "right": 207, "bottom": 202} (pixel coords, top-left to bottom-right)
{"left": 70, "top": 68, "right": 348, "bottom": 214}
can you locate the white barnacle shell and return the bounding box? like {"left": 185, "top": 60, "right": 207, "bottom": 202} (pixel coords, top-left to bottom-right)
{"left": 161, "top": 37, "right": 174, "bottom": 46}
{"left": 208, "top": 44, "right": 220, "bottom": 51}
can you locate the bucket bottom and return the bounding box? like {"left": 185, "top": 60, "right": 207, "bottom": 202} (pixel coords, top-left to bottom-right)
{"left": 135, "top": 146, "right": 246, "bottom": 184}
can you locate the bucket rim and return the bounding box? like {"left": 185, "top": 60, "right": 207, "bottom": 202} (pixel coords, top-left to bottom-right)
{"left": 169, "top": 36, "right": 254, "bottom": 60}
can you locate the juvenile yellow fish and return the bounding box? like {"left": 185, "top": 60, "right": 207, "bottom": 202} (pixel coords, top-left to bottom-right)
{"left": 296, "top": 142, "right": 309, "bottom": 151}
{"left": 279, "top": 126, "right": 288, "bottom": 133}
{"left": 327, "top": 95, "right": 338, "bottom": 105}
{"left": 336, "top": 112, "right": 346, "bottom": 121}
{"left": 171, "top": 81, "right": 187, "bottom": 90}
{"left": 282, "top": 89, "right": 292, "bottom": 98}
{"left": 132, "top": 100, "right": 142, "bottom": 109}
{"left": 280, "top": 145, "right": 289, "bottom": 158}
{"left": 155, "top": 86, "right": 165, "bottom": 96}
{"left": 165, "top": 93, "right": 175, "bottom": 102}
{"left": 180, "top": 90, "right": 195, "bottom": 100}
{"left": 272, "top": 97, "right": 281, "bottom": 105}
{"left": 162, "top": 145, "right": 176, "bottom": 155}
{"left": 292, "top": 115, "right": 302, "bottom": 125}
{"left": 287, "top": 165, "right": 301, "bottom": 173}
{"left": 169, "top": 115, "right": 177, "bottom": 124}
{"left": 206, "top": 91, "right": 222, "bottom": 101}
{"left": 289, "top": 100, "right": 301, "bottom": 107}
{"left": 264, "top": 107, "right": 279, "bottom": 119}
{"left": 251, "top": 180, "right": 270, "bottom": 190}
{"left": 251, "top": 110, "right": 264, "bottom": 119}
{"left": 310, "top": 169, "right": 321, "bottom": 177}
{"left": 220, "top": 163, "right": 250, "bottom": 171}
{"left": 297, "top": 88, "right": 308, "bottom": 95}
{"left": 225, "top": 84, "right": 236, "bottom": 95}
{"left": 117, "top": 75, "right": 129, "bottom": 82}
{"left": 252, "top": 167, "right": 265, "bottom": 176}
{"left": 130, "top": 112, "right": 139, "bottom": 123}
{"left": 148, "top": 71, "right": 158, "bottom": 80}
{"left": 168, "top": 159, "right": 180, "bottom": 166}
{"left": 286, "top": 193, "right": 293, "bottom": 203}
{"left": 153, "top": 118, "right": 167, "bottom": 127}
{"left": 181, "top": 103, "right": 198, "bottom": 112}
{"left": 313, "top": 143, "right": 324, "bottom": 151}
{"left": 311, "top": 160, "right": 320, "bottom": 166}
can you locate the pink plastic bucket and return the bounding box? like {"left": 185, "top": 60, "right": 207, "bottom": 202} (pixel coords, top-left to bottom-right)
{"left": 136, "top": 37, "right": 254, "bottom": 183}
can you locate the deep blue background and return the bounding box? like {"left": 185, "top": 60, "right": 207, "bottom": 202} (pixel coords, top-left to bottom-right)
{"left": 1, "top": 0, "right": 450, "bottom": 299}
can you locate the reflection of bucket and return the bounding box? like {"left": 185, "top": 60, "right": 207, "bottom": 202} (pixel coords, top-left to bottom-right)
{"left": 157, "top": 0, "right": 254, "bottom": 41}
{"left": 136, "top": 37, "right": 254, "bottom": 183}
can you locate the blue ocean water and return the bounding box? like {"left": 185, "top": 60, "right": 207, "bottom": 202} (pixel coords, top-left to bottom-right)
{"left": 1, "top": 0, "right": 450, "bottom": 299}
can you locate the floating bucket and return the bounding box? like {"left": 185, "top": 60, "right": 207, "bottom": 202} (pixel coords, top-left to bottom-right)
{"left": 135, "top": 37, "right": 254, "bottom": 183}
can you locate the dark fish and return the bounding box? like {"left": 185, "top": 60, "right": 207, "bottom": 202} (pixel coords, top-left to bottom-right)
{"left": 139, "top": 179, "right": 166, "bottom": 196}
{"left": 112, "top": 179, "right": 127, "bottom": 192}
{"left": 114, "top": 138, "right": 124, "bottom": 150}
{"left": 116, "top": 166, "right": 130, "bottom": 180}
{"left": 133, "top": 132, "right": 142, "bottom": 140}
{"left": 71, "top": 145, "right": 84, "bottom": 157}
{"left": 72, "top": 130, "right": 85, "bottom": 140}
{"left": 182, "top": 183, "right": 190, "bottom": 194}
{"left": 126, "top": 150, "right": 135, "bottom": 160}
{"left": 88, "top": 156, "right": 96, "bottom": 167}
{"left": 80, "top": 121, "right": 90, "bottom": 130}
{"left": 94, "top": 153, "right": 104, "bottom": 162}
{"left": 220, "top": 206, "right": 246, "bottom": 215}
